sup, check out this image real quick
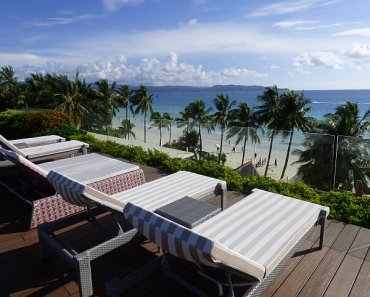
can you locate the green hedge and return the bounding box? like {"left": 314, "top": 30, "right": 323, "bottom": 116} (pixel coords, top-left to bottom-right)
{"left": 72, "top": 134, "right": 370, "bottom": 228}
{"left": 0, "top": 109, "right": 72, "bottom": 139}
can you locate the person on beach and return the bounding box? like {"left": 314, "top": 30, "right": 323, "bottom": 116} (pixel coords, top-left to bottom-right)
{"left": 274, "top": 158, "right": 277, "bottom": 168}
{"left": 232, "top": 147, "right": 235, "bottom": 152}
{"left": 216, "top": 144, "right": 220, "bottom": 151}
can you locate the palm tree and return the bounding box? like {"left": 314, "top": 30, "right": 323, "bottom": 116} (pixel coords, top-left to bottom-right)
{"left": 0, "top": 66, "right": 26, "bottom": 110}
{"left": 186, "top": 99, "right": 213, "bottom": 158}
{"left": 255, "top": 85, "right": 282, "bottom": 176}
{"left": 176, "top": 107, "right": 192, "bottom": 148}
{"left": 163, "top": 112, "right": 173, "bottom": 144}
{"left": 116, "top": 85, "right": 131, "bottom": 139}
{"left": 150, "top": 112, "right": 170, "bottom": 146}
{"left": 119, "top": 119, "right": 136, "bottom": 139}
{"left": 212, "top": 94, "right": 237, "bottom": 164}
{"left": 279, "top": 91, "right": 313, "bottom": 179}
{"left": 54, "top": 77, "right": 88, "bottom": 127}
{"left": 227, "top": 103, "right": 260, "bottom": 166}
{"left": 95, "top": 79, "right": 119, "bottom": 133}
{"left": 131, "top": 85, "right": 154, "bottom": 143}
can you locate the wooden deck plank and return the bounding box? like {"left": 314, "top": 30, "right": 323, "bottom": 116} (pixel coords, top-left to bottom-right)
{"left": 323, "top": 227, "right": 370, "bottom": 297}
{"left": 271, "top": 222, "right": 350, "bottom": 297}
{"left": 296, "top": 224, "right": 360, "bottom": 297}
{"left": 1, "top": 156, "right": 370, "bottom": 297}
{"left": 349, "top": 246, "right": 370, "bottom": 297}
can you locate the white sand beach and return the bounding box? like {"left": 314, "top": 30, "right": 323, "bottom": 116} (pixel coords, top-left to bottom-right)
{"left": 106, "top": 117, "right": 305, "bottom": 181}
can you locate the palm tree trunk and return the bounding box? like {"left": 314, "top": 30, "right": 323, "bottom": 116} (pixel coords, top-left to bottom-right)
{"left": 242, "top": 136, "right": 247, "bottom": 165}
{"left": 144, "top": 111, "right": 147, "bottom": 143}
{"left": 169, "top": 124, "right": 172, "bottom": 144}
{"left": 264, "top": 130, "right": 275, "bottom": 177}
{"left": 218, "top": 127, "right": 224, "bottom": 164}
{"left": 125, "top": 106, "right": 128, "bottom": 139}
{"left": 280, "top": 129, "right": 294, "bottom": 180}
{"left": 198, "top": 124, "right": 202, "bottom": 159}
{"left": 159, "top": 126, "right": 162, "bottom": 146}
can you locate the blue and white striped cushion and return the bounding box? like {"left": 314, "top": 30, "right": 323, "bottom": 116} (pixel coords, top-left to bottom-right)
{"left": 123, "top": 202, "right": 215, "bottom": 266}
{"left": 47, "top": 170, "right": 87, "bottom": 207}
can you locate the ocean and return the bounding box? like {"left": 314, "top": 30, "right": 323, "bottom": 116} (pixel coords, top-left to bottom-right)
{"left": 117, "top": 88, "right": 370, "bottom": 120}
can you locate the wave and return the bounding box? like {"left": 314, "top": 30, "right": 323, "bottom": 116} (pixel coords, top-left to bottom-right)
{"left": 311, "top": 101, "right": 370, "bottom": 105}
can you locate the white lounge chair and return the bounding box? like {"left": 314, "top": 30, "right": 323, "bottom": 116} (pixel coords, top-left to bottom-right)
{"left": 0, "top": 148, "right": 145, "bottom": 228}
{"left": 6, "top": 134, "right": 65, "bottom": 148}
{"left": 121, "top": 189, "right": 329, "bottom": 297}
{"left": 41, "top": 170, "right": 227, "bottom": 297}
{"left": 0, "top": 134, "right": 88, "bottom": 161}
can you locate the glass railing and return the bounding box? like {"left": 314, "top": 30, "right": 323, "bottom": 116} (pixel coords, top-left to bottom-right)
{"left": 85, "top": 118, "right": 370, "bottom": 194}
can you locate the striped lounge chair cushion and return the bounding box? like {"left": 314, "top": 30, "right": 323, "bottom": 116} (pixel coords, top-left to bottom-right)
{"left": 0, "top": 147, "right": 48, "bottom": 179}
{"left": 123, "top": 202, "right": 216, "bottom": 267}
{"left": 47, "top": 170, "right": 88, "bottom": 207}
{"left": 193, "top": 189, "right": 330, "bottom": 279}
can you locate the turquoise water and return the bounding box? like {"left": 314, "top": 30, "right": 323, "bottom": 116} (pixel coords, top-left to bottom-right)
{"left": 118, "top": 89, "right": 370, "bottom": 120}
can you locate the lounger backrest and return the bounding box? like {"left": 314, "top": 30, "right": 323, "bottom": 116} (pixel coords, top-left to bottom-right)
{"left": 0, "top": 147, "right": 48, "bottom": 179}
{"left": 123, "top": 202, "right": 217, "bottom": 267}
{"left": 47, "top": 170, "right": 89, "bottom": 207}
{"left": 0, "top": 134, "right": 27, "bottom": 157}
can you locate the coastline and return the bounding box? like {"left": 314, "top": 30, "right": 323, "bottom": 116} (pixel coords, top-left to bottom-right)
{"left": 111, "top": 117, "right": 304, "bottom": 181}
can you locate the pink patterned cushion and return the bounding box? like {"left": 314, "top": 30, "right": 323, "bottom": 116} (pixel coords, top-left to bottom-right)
{"left": 30, "top": 168, "right": 146, "bottom": 228}
{"left": 87, "top": 169, "right": 146, "bottom": 195}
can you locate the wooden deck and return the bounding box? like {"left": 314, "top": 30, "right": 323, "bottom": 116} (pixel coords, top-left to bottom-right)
{"left": 0, "top": 161, "right": 369, "bottom": 297}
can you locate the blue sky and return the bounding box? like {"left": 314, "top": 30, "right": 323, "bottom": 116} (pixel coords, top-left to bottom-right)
{"left": 1, "top": 0, "right": 370, "bottom": 89}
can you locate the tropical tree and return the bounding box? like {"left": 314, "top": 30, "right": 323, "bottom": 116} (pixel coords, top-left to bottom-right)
{"left": 279, "top": 91, "right": 313, "bottom": 179}
{"left": 0, "top": 66, "right": 26, "bottom": 110}
{"left": 94, "top": 79, "right": 119, "bottom": 131}
{"left": 176, "top": 107, "right": 192, "bottom": 148}
{"left": 294, "top": 101, "right": 370, "bottom": 192}
{"left": 186, "top": 99, "right": 213, "bottom": 158}
{"left": 51, "top": 74, "right": 90, "bottom": 127}
{"left": 119, "top": 119, "right": 136, "bottom": 139}
{"left": 149, "top": 111, "right": 170, "bottom": 146}
{"left": 255, "top": 85, "right": 282, "bottom": 176}
{"left": 212, "top": 94, "right": 237, "bottom": 164}
{"left": 131, "top": 85, "right": 154, "bottom": 143}
{"left": 227, "top": 103, "right": 260, "bottom": 166}
{"left": 163, "top": 112, "right": 173, "bottom": 144}
{"left": 116, "top": 85, "right": 131, "bottom": 139}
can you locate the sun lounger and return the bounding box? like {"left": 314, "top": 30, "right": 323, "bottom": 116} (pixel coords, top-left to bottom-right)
{"left": 121, "top": 189, "right": 329, "bottom": 297}
{"left": 7, "top": 134, "right": 65, "bottom": 148}
{"left": 0, "top": 134, "right": 88, "bottom": 161}
{"left": 40, "top": 170, "right": 227, "bottom": 297}
{"left": 0, "top": 148, "right": 145, "bottom": 228}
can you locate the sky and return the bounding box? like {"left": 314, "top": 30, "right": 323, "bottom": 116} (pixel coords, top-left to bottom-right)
{"left": 1, "top": 0, "right": 370, "bottom": 90}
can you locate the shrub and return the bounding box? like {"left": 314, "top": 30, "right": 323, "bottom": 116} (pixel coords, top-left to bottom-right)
{"left": 34, "top": 123, "right": 86, "bottom": 139}
{"left": 0, "top": 109, "right": 28, "bottom": 139}
{"left": 25, "top": 110, "right": 72, "bottom": 134}
{"left": 0, "top": 109, "right": 72, "bottom": 139}
{"left": 71, "top": 134, "right": 370, "bottom": 228}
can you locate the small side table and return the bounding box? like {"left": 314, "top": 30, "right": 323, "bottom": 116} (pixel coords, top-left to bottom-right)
{"left": 155, "top": 196, "right": 221, "bottom": 228}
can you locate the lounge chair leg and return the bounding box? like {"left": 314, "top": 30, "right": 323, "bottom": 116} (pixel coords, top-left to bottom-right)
{"left": 226, "top": 272, "right": 235, "bottom": 297}
{"left": 77, "top": 256, "right": 93, "bottom": 297}
{"left": 217, "top": 183, "right": 227, "bottom": 210}
{"left": 318, "top": 210, "right": 327, "bottom": 250}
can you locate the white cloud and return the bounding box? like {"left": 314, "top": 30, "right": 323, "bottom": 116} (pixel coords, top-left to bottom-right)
{"left": 335, "top": 27, "right": 370, "bottom": 37}
{"left": 274, "top": 19, "right": 319, "bottom": 29}
{"left": 220, "top": 68, "right": 266, "bottom": 77}
{"left": 102, "top": 0, "right": 145, "bottom": 12}
{"left": 0, "top": 53, "right": 44, "bottom": 65}
{"left": 248, "top": 0, "right": 316, "bottom": 17}
{"left": 294, "top": 51, "right": 343, "bottom": 70}
{"left": 30, "top": 14, "right": 96, "bottom": 26}
{"left": 188, "top": 18, "right": 198, "bottom": 26}
{"left": 345, "top": 43, "right": 370, "bottom": 59}
{"left": 5, "top": 52, "right": 266, "bottom": 86}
